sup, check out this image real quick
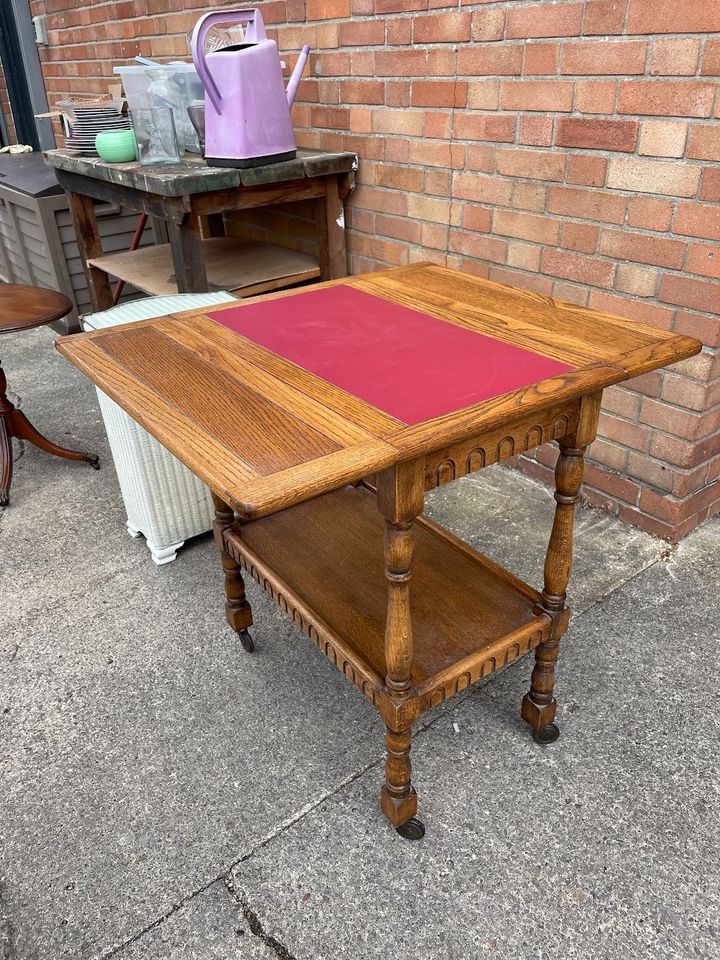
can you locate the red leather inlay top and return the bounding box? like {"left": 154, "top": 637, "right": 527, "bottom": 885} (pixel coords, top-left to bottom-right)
{"left": 207, "top": 286, "right": 574, "bottom": 425}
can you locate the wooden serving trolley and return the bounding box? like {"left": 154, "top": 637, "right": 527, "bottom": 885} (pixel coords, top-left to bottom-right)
{"left": 56, "top": 264, "right": 700, "bottom": 839}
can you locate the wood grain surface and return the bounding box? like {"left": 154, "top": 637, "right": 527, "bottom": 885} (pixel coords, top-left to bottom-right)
{"left": 1, "top": 283, "right": 72, "bottom": 333}
{"left": 229, "top": 485, "right": 550, "bottom": 705}
{"left": 56, "top": 262, "right": 701, "bottom": 519}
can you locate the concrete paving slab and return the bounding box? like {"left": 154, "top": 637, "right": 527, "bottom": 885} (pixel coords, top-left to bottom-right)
{"left": 1, "top": 326, "right": 146, "bottom": 628}
{"left": 112, "top": 880, "right": 276, "bottom": 960}
{"left": 229, "top": 519, "right": 720, "bottom": 960}
{"left": 426, "top": 466, "right": 667, "bottom": 615}
{"left": 0, "top": 562, "right": 383, "bottom": 960}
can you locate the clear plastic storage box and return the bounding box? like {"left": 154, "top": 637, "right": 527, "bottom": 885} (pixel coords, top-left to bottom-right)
{"left": 113, "top": 62, "right": 204, "bottom": 153}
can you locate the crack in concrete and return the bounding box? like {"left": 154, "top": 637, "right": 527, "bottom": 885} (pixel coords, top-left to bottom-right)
{"left": 225, "top": 877, "right": 297, "bottom": 960}
{"left": 93, "top": 694, "right": 475, "bottom": 959}
{"left": 94, "top": 761, "right": 380, "bottom": 959}
{"left": 2, "top": 553, "right": 153, "bottom": 636}
{"left": 95, "top": 876, "right": 220, "bottom": 960}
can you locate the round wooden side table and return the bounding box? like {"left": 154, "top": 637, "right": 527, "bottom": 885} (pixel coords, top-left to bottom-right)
{"left": 1, "top": 283, "right": 99, "bottom": 506}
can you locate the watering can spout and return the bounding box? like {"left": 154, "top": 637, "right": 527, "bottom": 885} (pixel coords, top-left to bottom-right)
{"left": 286, "top": 44, "right": 310, "bottom": 107}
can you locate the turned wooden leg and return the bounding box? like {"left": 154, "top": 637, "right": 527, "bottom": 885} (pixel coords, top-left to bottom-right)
{"left": 522, "top": 439, "right": 585, "bottom": 744}
{"left": 522, "top": 392, "right": 602, "bottom": 745}
{"left": 377, "top": 461, "right": 425, "bottom": 839}
{"left": 380, "top": 520, "right": 418, "bottom": 831}
{"left": 0, "top": 360, "right": 99, "bottom": 506}
{"left": 211, "top": 492, "right": 254, "bottom": 652}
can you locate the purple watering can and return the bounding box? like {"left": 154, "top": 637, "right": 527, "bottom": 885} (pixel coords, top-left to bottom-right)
{"left": 191, "top": 8, "right": 310, "bottom": 168}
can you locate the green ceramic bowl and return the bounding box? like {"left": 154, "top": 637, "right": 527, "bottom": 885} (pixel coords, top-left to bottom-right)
{"left": 95, "top": 129, "right": 137, "bottom": 163}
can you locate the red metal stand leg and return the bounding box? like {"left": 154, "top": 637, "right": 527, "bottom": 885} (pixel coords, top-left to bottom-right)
{"left": 113, "top": 213, "right": 149, "bottom": 304}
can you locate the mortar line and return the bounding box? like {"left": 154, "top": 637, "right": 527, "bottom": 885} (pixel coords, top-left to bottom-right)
{"left": 445, "top": 43, "right": 462, "bottom": 266}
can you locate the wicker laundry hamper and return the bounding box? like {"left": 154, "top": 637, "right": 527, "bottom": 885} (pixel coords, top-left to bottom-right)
{"left": 83, "top": 292, "right": 237, "bottom": 564}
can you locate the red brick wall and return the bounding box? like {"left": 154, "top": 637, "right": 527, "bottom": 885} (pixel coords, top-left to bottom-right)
{"left": 29, "top": 0, "right": 720, "bottom": 540}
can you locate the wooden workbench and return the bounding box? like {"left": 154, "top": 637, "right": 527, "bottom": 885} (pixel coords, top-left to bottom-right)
{"left": 56, "top": 263, "right": 700, "bottom": 839}
{"left": 44, "top": 148, "right": 357, "bottom": 310}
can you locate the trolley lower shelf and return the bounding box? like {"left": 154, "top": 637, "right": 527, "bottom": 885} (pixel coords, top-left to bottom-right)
{"left": 225, "top": 485, "right": 552, "bottom": 721}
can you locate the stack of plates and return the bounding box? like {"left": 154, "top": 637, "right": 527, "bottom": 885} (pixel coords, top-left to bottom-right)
{"left": 61, "top": 102, "right": 131, "bottom": 155}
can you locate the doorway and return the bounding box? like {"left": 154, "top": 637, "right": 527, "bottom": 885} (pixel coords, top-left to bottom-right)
{"left": 0, "top": 0, "right": 53, "bottom": 149}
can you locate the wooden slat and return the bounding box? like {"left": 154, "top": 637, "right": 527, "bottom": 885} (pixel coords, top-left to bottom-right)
{"left": 380, "top": 263, "right": 679, "bottom": 345}
{"left": 55, "top": 336, "right": 258, "bottom": 498}
{"left": 354, "top": 272, "right": 662, "bottom": 367}
{"left": 173, "top": 312, "right": 404, "bottom": 438}
{"left": 93, "top": 325, "right": 340, "bottom": 475}
{"left": 231, "top": 444, "right": 397, "bottom": 519}
{"left": 87, "top": 238, "right": 320, "bottom": 298}
{"left": 159, "top": 316, "right": 387, "bottom": 447}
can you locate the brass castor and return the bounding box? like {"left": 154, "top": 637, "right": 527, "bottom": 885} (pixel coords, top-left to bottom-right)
{"left": 533, "top": 722, "right": 560, "bottom": 746}
{"left": 396, "top": 817, "right": 425, "bottom": 840}
{"left": 239, "top": 629, "right": 255, "bottom": 653}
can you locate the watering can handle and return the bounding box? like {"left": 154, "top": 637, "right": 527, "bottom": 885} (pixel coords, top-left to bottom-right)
{"left": 191, "top": 9, "right": 267, "bottom": 113}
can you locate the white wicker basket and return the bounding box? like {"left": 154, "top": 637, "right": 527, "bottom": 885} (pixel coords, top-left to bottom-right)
{"left": 83, "top": 292, "right": 237, "bottom": 564}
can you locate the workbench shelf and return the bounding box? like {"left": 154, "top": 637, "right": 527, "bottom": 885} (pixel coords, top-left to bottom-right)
{"left": 224, "top": 486, "right": 552, "bottom": 718}
{"left": 45, "top": 147, "right": 356, "bottom": 311}
{"left": 87, "top": 237, "right": 320, "bottom": 298}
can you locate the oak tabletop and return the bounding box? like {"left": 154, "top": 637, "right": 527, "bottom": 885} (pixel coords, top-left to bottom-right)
{"left": 56, "top": 263, "right": 701, "bottom": 519}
